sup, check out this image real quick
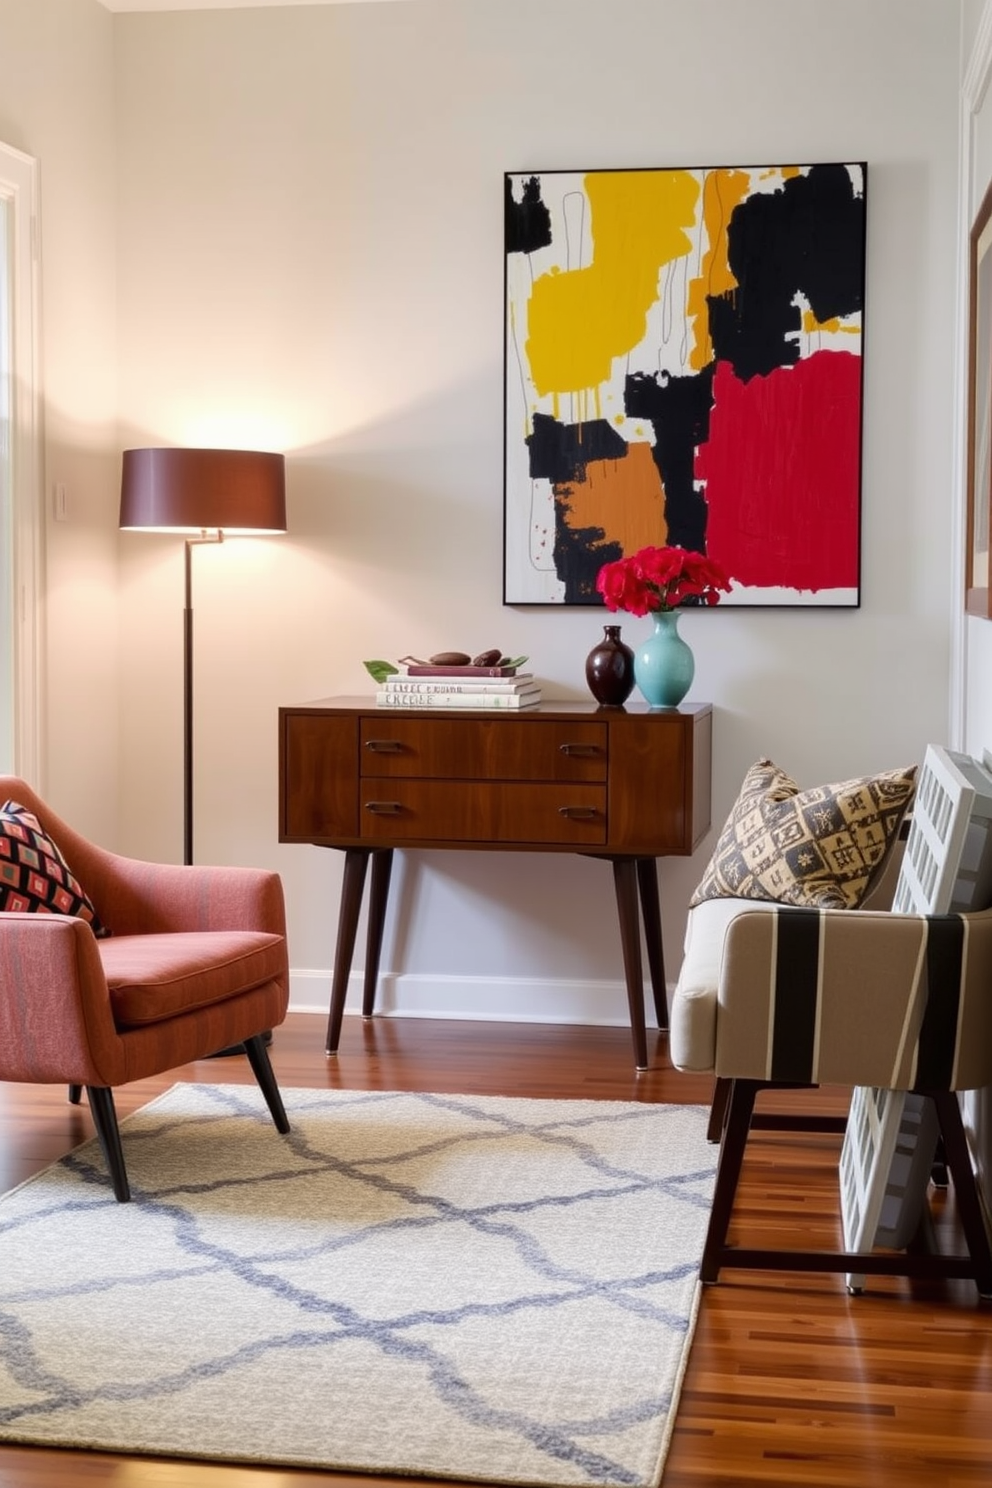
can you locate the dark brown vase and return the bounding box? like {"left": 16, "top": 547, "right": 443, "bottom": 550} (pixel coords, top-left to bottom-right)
{"left": 585, "top": 624, "right": 635, "bottom": 706}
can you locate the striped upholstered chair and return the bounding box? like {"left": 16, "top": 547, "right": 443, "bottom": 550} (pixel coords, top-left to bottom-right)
{"left": 670, "top": 896, "right": 992, "bottom": 1296}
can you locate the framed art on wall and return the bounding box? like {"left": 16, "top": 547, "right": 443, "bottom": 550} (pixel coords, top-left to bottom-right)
{"left": 504, "top": 162, "right": 867, "bottom": 606}
{"left": 967, "top": 178, "right": 992, "bottom": 619}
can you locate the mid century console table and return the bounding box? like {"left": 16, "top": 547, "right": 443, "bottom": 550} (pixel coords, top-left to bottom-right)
{"left": 278, "top": 696, "right": 712, "bottom": 1070}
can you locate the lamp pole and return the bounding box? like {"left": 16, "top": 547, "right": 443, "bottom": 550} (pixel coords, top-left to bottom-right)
{"left": 183, "top": 532, "right": 223, "bottom": 865}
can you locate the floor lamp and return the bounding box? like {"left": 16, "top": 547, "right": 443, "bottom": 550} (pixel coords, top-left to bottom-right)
{"left": 119, "top": 447, "right": 287, "bottom": 867}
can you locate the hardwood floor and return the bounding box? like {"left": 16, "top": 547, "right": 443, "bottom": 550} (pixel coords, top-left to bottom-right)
{"left": 0, "top": 1012, "right": 990, "bottom": 1487}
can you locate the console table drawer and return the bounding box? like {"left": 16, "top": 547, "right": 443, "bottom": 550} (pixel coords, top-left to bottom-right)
{"left": 359, "top": 781, "right": 607, "bottom": 845}
{"left": 360, "top": 717, "right": 607, "bottom": 782}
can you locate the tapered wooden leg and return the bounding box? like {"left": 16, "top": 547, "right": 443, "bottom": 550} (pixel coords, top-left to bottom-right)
{"left": 932, "top": 1090, "right": 992, "bottom": 1298}
{"left": 362, "top": 849, "right": 394, "bottom": 1018}
{"left": 68, "top": 1084, "right": 82, "bottom": 1105}
{"left": 244, "top": 1033, "right": 291, "bottom": 1134}
{"left": 611, "top": 857, "right": 649, "bottom": 1072}
{"left": 707, "top": 1075, "right": 733, "bottom": 1143}
{"left": 85, "top": 1085, "right": 130, "bottom": 1202}
{"left": 700, "top": 1078, "right": 757, "bottom": 1284}
{"left": 635, "top": 857, "right": 668, "bottom": 1030}
{"left": 326, "top": 848, "right": 371, "bottom": 1054}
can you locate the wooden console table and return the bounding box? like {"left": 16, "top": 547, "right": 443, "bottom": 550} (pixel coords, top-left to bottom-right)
{"left": 278, "top": 696, "right": 712, "bottom": 1070}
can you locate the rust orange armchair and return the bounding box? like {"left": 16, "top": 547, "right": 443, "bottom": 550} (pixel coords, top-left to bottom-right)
{"left": 0, "top": 776, "right": 290, "bottom": 1202}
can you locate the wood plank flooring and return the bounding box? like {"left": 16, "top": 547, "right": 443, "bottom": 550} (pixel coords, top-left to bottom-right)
{"left": 0, "top": 1012, "right": 989, "bottom": 1487}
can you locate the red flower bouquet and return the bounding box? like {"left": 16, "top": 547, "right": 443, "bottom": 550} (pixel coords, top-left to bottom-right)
{"left": 595, "top": 545, "right": 731, "bottom": 617}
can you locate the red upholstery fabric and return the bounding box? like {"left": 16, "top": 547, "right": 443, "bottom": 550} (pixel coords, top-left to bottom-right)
{"left": 101, "top": 931, "right": 285, "bottom": 1026}
{"left": 0, "top": 776, "right": 290, "bottom": 1091}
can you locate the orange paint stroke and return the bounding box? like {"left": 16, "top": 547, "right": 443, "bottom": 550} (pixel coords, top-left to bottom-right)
{"left": 686, "top": 169, "right": 752, "bottom": 371}
{"left": 802, "top": 308, "right": 860, "bottom": 335}
{"left": 556, "top": 442, "right": 668, "bottom": 558}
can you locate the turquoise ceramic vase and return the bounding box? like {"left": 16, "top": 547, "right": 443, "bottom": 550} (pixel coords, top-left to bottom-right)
{"left": 633, "top": 610, "right": 694, "bottom": 708}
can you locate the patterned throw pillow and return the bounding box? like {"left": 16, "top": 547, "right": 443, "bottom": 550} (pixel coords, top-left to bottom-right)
{"left": 689, "top": 758, "right": 917, "bottom": 911}
{"left": 0, "top": 800, "right": 106, "bottom": 934}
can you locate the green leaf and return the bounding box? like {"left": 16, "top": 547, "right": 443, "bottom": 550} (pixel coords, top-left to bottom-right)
{"left": 363, "top": 659, "right": 398, "bottom": 684}
{"left": 500, "top": 655, "right": 528, "bottom": 669}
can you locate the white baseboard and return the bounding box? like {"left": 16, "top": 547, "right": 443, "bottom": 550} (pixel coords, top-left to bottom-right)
{"left": 289, "top": 968, "right": 665, "bottom": 1028}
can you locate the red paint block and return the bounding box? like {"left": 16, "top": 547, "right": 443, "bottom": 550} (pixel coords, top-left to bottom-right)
{"left": 696, "top": 351, "right": 861, "bottom": 594}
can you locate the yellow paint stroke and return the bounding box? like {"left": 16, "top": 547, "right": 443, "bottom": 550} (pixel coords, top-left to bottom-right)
{"left": 526, "top": 171, "right": 699, "bottom": 397}
{"left": 686, "top": 169, "right": 752, "bottom": 371}
{"left": 802, "top": 309, "right": 860, "bottom": 335}
{"left": 558, "top": 442, "right": 667, "bottom": 556}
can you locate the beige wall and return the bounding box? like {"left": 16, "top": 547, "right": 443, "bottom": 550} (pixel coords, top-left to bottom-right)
{"left": 111, "top": 0, "right": 962, "bottom": 1021}
{"left": 0, "top": 0, "right": 120, "bottom": 840}
{"left": 0, "top": 0, "right": 968, "bottom": 1029}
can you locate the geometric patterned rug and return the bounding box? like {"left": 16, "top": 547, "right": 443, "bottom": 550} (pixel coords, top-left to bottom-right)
{"left": 0, "top": 1086, "right": 717, "bottom": 1487}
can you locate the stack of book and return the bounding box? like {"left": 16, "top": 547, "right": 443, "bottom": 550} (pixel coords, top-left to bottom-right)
{"left": 375, "top": 663, "right": 542, "bottom": 710}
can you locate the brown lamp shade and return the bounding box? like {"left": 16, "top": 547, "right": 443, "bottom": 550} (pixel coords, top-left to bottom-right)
{"left": 120, "top": 448, "right": 287, "bottom": 534}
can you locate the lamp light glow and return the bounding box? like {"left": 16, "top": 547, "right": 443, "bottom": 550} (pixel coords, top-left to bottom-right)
{"left": 119, "top": 447, "right": 287, "bottom": 868}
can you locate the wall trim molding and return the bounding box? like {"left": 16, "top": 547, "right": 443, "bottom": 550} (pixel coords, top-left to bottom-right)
{"left": 288, "top": 968, "right": 663, "bottom": 1030}
{"left": 0, "top": 141, "right": 43, "bottom": 787}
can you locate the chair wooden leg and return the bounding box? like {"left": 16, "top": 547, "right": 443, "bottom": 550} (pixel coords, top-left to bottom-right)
{"left": 68, "top": 1084, "right": 82, "bottom": 1105}
{"left": 932, "top": 1090, "right": 992, "bottom": 1299}
{"left": 85, "top": 1086, "right": 130, "bottom": 1202}
{"left": 700, "top": 1078, "right": 757, "bottom": 1284}
{"left": 707, "top": 1076, "right": 732, "bottom": 1143}
{"left": 244, "top": 1033, "right": 291, "bottom": 1135}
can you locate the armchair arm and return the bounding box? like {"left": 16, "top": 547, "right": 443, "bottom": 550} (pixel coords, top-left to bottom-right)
{"left": 710, "top": 904, "right": 992, "bottom": 1092}
{"left": 75, "top": 847, "right": 287, "bottom": 939}
{"left": 0, "top": 776, "right": 286, "bottom": 939}
{"left": 0, "top": 915, "right": 125, "bottom": 1085}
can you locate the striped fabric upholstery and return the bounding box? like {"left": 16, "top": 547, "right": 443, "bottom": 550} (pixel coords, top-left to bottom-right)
{"left": 670, "top": 898, "right": 992, "bottom": 1093}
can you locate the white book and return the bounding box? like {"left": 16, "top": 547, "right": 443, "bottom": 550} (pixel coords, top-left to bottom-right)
{"left": 375, "top": 689, "right": 542, "bottom": 710}
{"left": 382, "top": 676, "right": 538, "bottom": 696}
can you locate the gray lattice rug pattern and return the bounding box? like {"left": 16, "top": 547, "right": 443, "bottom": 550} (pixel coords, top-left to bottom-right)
{"left": 0, "top": 1085, "right": 716, "bottom": 1486}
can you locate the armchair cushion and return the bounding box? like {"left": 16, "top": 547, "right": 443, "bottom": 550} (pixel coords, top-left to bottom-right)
{"left": 100, "top": 930, "right": 286, "bottom": 1028}
{"left": 689, "top": 758, "right": 917, "bottom": 911}
{"left": 0, "top": 801, "right": 106, "bottom": 934}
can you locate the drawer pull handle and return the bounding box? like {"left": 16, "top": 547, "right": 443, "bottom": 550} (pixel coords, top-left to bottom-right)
{"left": 559, "top": 743, "right": 600, "bottom": 757}
{"left": 365, "top": 801, "right": 403, "bottom": 814}
{"left": 558, "top": 805, "right": 599, "bottom": 820}
{"left": 365, "top": 739, "right": 404, "bottom": 753}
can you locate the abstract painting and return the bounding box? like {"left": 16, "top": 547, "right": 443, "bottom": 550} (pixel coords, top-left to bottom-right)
{"left": 504, "top": 163, "right": 867, "bottom": 606}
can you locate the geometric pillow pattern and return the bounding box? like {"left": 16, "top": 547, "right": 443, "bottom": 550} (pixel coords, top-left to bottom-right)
{"left": 689, "top": 758, "right": 918, "bottom": 912}
{"left": 0, "top": 800, "right": 106, "bottom": 935}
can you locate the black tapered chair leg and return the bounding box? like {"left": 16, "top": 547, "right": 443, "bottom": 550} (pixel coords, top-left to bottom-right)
{"left": 68, "top": 1084, "right": 82, "bottom": 1105}
{"left": 243, "top": 1033, "right": 291, "bottom": 1134}
{"left": 85, "top": 1085, "right": 131, "bottom": 1202}
{"left": 707, "top": 1076, "right": 732, "bottom": 1142}
{"left": 700, "top": 1078, "right": 757, "bottom": 1284}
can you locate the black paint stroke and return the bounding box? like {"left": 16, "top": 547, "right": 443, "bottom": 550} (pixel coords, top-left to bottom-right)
{"left": 624, "top": 365, "right": 715, "bottom": 552}
{"left": 708, "top": 163, "right": 865, "bottom": 383}
{"left": 527, "top": 413, "right": 627, "bottom": 483}
{"left": 554, "top": 506, "right": 619, "bottom": 605}
{"left": 505, "top": 176, "right": 553, "bottom": 256}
